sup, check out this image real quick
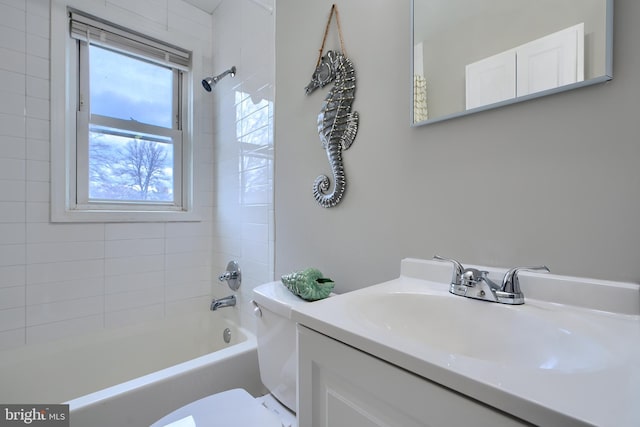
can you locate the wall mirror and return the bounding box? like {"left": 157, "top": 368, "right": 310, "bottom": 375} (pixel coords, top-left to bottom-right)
{"left": 411, "top": 0, "right": 613, "bottom": 126}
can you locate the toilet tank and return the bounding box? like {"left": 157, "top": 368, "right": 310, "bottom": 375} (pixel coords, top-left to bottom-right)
{"left": 253, "top": 281, "right": 307, "bottom": 414}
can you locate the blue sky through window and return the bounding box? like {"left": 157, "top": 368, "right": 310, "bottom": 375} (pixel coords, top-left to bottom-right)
{"left": 89, "top": 45, "right": 173, "bottom": 128}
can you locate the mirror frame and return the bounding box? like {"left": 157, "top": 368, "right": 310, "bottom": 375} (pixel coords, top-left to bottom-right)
{"left": 410, "top": 0, "right": 614, "bottom": 127}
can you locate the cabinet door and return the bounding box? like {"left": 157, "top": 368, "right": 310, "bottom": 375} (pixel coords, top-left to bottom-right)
{"left": 297, "top": 325, "right": 528, "bottom": 427}
{"left": 516, "top": 23, "right": 585, "bottom": 96}
{"left": 465, "top": 49, "right": 517, "bottom": 110}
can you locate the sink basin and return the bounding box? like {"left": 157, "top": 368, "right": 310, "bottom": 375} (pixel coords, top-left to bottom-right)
{"left": 350, "top": 292, "right": 614, "bottom": 372}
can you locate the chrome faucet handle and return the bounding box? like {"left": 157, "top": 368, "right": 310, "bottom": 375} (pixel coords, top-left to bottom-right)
{"left": 501, "top": 266, "right": 550, "bottom": 294}
{"left": 218, "top": 260, "right": 241, "bottom": 291}
{"left": 218, "top": 271, "right": 237, "bottom": 281}
{"left": 432, "top": 255, "right": 465, "bottom": 286}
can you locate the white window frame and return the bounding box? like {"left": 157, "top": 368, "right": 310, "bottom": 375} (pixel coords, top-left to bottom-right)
{"left": 51, "top": 1, "right": 201, "bottom": 222}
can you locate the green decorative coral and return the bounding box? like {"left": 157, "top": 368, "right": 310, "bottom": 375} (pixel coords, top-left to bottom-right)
{"left": 281, "top": 268, "right": 334, "bottom": 301}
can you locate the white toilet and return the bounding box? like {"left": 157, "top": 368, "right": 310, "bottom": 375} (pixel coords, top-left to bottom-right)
{"left": 151, "top": 281, "right": 303, "bottom": 427}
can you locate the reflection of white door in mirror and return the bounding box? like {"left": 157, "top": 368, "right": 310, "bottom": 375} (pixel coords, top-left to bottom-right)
{"left": 517, "top": 23, "right": 584, "bottom": 96}
{"left": 465, "top": 23, "right": 585, "bottom": 110}
{"left": 465, "top": 50, "right": 516, "bottom": 110}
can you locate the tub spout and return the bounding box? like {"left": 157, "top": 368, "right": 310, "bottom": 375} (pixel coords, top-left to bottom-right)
{"left": 210, "top": 295, "right": 236, "bottom": 311}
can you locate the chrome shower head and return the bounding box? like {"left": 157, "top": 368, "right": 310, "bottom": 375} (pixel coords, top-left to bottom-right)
{"left": 202, "top": 66, "right": 237, "bottom": 92}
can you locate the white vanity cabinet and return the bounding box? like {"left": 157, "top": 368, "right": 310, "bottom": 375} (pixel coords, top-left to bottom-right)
{"left": 292, "top": 258, "right": 640, "bottom": 426}
{"left": 297, "top": 325, "right": 528, "bottom": 427}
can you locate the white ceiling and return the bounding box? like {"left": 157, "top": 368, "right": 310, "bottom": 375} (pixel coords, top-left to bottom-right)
{"left": 183, "top": 0, "right": 223, "bottom": 14}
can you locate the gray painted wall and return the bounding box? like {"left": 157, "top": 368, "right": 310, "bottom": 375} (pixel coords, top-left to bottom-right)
{"left": 275, "top": 0, "right": 640, "bottom": 293}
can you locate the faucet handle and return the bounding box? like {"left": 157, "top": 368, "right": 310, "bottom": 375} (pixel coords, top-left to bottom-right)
{"left": 219, "top": 260, "right": 241, "bottom": 291}
{"left": 433, "top": 255, "right": 465, "bottom": 285}
{"left": 501, "top": 266, "right": 550, "bottom": 294}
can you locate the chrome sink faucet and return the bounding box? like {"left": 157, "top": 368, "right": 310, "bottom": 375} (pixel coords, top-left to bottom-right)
{"left": 433, "top": 255, "right": 549, "bottom": 305}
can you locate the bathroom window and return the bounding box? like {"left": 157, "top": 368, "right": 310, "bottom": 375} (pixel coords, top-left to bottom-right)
{"left": 51, "top": 8, "right": 196, "bottom": 222}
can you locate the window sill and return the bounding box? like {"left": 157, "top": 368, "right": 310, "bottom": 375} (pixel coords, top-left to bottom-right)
{"left": 50, "top": 207, "right": 201, "bottom": 223}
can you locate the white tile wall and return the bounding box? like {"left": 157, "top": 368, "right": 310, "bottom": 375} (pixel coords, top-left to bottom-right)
{"left": 0, "top": 0, "right": 216, "bottom": 349}
{"left": 0, "top": 0, "right": 28, "bottom": 345}
{"left": 0, "top": 0, "right": 275, "bottom": 349}
{"left": 211, "top": 0, "right": 275, "bottom": 333}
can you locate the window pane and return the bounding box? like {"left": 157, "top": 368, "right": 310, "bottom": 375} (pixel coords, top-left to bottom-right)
{"left": 89, "top": 126, "right": 174, "bottom": 202}
{"left": 89, "top": 45, "right": 173, "bottom": 128}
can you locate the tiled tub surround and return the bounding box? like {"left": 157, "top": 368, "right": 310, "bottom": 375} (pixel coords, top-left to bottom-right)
{"left": 0, "top": 2, "right": 275, "bottom": 425}
{"left": 0, "top": 0, "right": 216, "bottom": 350}
{"left": 0, "top": 311, "right": 264, "bottom": 427}
{"left": 0, "top": 0, "right": 276, "bottom": 350}
{"left": 210, "top": 0, "right": 276, "bottom": 335}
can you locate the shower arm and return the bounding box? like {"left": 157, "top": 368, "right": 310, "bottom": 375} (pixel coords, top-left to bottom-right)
{"left": 215, "top": 67, "right": 236, "bottom": 81}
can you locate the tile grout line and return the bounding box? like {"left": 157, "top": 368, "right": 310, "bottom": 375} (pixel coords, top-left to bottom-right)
{"left": 22, "top": 0, "right": 27, "bottom": 346}
{"left": 163, "top": 223, "right": 168, "bottom": 319}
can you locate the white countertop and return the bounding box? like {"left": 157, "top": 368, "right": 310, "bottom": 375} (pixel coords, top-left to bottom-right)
{"left": 291, "top": 258, "right": 640, "bottom": 427}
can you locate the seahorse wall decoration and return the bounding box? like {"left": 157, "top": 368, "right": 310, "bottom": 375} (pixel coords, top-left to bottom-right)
{"left": 304, "top": 50, "right": 359, "bottom": 208}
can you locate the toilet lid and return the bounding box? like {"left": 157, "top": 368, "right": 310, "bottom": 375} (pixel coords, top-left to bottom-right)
{"left": 150, "top": 389, "right": 283, "bottom": 427}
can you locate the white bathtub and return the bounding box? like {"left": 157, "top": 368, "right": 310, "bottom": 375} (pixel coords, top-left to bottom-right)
{"left": 0, "top": 312, "right": 265, "bottom": 427}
